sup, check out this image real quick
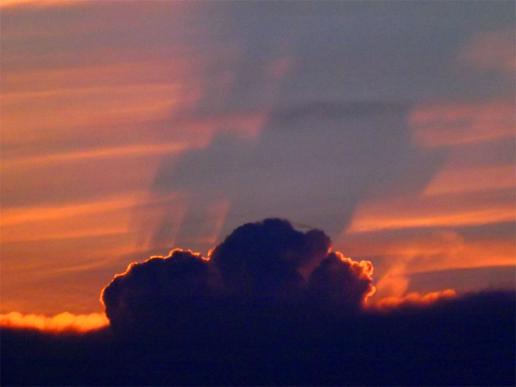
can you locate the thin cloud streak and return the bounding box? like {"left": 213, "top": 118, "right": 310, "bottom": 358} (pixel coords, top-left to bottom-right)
{"left": 0, "top": 194, "right": 141, "bottom": 226}
{"left": 0, "top": 0, "right": 80, "bottom": 9}
{"left": 424, "top": 164, "right": 515, "bottom": 196}
{"left": 348, "top": 191, "right": 515, "bottom": 233}
{"left": 2, "top": 142, "right": 188, "bottom": 169}
{"left": 409, "top": 99, "right": 514, "bottom": 148}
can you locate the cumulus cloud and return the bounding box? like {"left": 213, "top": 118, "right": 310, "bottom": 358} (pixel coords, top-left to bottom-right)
{"left": 101, "top": 249, "right": 217, "bottom": 333}
{"left": 308, "top": 251, "right": 375, "bottom": 308}
{"left": 2, "top": 219, "right": 515, "bottom": 385}
{"left": 210, "top": 218, "right": 332, "bottom": 297}
{"left": 101, "top": 219, "right": 373, "bottom": 332}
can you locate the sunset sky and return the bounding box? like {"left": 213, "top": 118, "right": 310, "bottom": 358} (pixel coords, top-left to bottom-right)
{"left": 1, "top": 0, "right": 514, "bottom": 319}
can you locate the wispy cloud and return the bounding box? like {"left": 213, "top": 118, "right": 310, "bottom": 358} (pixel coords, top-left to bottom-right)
{"left": 347, "top": 191, "right": 514, "bottom": 233}
{"left": 0, "top": 0, "right": 81, "bottom": 9}
{"left": 409, "top": 99, "right": 514, "bottom": 148}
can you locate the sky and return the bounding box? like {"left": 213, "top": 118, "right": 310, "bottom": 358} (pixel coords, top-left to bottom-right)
{"left": 0, "top": 0, "right": 515, "bottom": 319}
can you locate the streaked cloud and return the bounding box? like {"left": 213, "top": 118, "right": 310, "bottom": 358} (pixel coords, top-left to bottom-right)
{"left": 0, "top": 0, "right": 80, "bottom": 9}
{"left": 2, "top": 142, "right": 188, "bottom": 169}
{"left": 348, "top": 190, "right": 515, "bottom": 233}
{"left": 409, "top": 99, "right": 514, "bottom": 148}
{"left": 424, "top": 164, "right": 515, "bottom": 195}
{"left": 1, "top": 194, "right": 140, "bottom": 227}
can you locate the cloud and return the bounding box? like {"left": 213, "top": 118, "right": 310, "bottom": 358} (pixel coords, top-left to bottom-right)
{"left": 372, "top": 288, "right": 457, "bottom": 310}
{"left": 0, "top": 0, "right": 79, "bottom": 9}
{"left": 210, "top": 218, "right": 332, "bottom": 297}
{"left": 2, "top": 290, "right": 514, "bottom": 385}
{"left": 0, "top": 311, "right": 108, "bottom": 333}
{"left": 102, "top": 219, "right": 374, "bottom": 333}
{"left": 409, "top": 99, "right": 514, "bottom": 148}
{"left": 101, "top": 248, "right": 217, "bottom": 333}
{"left": 308, "top": 251, "right": 375, "bottom": 308}
{"left": 2, "top": 219, "right": 515, "bottom": 385}
{"left": 347, "top": 190, "right": 515, "bottom": 233}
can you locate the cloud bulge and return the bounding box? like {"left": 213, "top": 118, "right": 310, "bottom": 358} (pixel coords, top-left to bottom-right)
{"left": 101, "top": 219, "right": 374, "bottom": 333}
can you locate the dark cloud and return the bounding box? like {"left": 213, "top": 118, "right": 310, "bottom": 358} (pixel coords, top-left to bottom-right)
{"left": 2, "top": 290, "right": 514, "bottom": 385}
{"left": 101, "top": 249, "right": 218, "bottom": 333}
{"left": 2, "top": 220, "right": 515, "bottom": 385}
{"left": 210, "top": 218, "right": 331, "bottom": 297}
{"left": 102, "top": 219, "right": 372, "bottom": 333}
{"left": 1, "top": 220, "right": 514, "bottom": 386}
{"left": 308, "top": 251, "right": 375, "bottom": 309}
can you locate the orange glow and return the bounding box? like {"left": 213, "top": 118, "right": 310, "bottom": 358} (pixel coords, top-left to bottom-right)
{"left": 340, "top": 214, "right": 515, "bottom": 300}
{"left": 424, "top": 164, "right": 515, "bottom": 196}
{"left": 340, "top": 229, "right": 515, "bottom": 286}
{"left": 373, "top": 260, "right": 411, "bottom": 299}
{"left": 0, "top": 311, "right": 108, "bottom": 333}
{"left": 1, "top": 59, "right": 203, "bottom": 160}
{"left": 333, "top": 251, "right": 377, "bottom": 303}
{"left": 409, "top": 100, "right": 514, "bottom": 147}
{"left": 371, "top": 289, "right": 457, "bottom": 310}
{"left": 0, "top": 194, "right": 141, "bottom": 227}
{"left": 2, "top": 142, "right": 188, "bottom": 169}
{"left": 347, "top": 193, "right": 515, "bottom": 233}
{"left": 1, "top": 59, "right": 199, "bottom": 94}
{"left": 0, "top": 0, "right": 80, "bottom": 8}
{"left": 1, "top": 86, "right": 181, "bottom": 144}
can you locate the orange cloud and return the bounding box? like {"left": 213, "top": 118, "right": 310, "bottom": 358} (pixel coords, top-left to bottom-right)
{"left": 0, "top": 193, "right": 141, "bottom": 227}
{"left": 409, "top": 99, "right": 514, "bottom": 147}
{"left": 0, "top": 311, "right": 108, "bottom": 333}
{"left": 0, "top": 0, "right": 80, "bottom": 8}
{"left": 347, "top": 191, "right": 515, "bottom": 233}
{"left": 372, "top": 289, "right": 457, "bottom": 310}
{"left": 424, "top": 164, "right": 515, "bottom": 196}
{"left": 1, "top": 59, "right": 199, "bottom": 94}
{"left": 340, "top": 218, "right": 515, "bottom": 300}
{"left": 2, "top": 142, "right": 188, "bottom": 169}
{"left": 1, "top": 84, "right": 182, "bottom": 145}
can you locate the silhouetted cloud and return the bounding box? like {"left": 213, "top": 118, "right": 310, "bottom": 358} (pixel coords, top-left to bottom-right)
{"left": 101, "top": 249, "right": 218, "bottom": 333}
{"left": 308, "top": 251, "right": 375, "bottom": 309}
{"left": 2, "top": 220, "right": 515, "bottom": 385}
{"left": 2, "top": 290, "right": 514, "bottom": 385}
{"left": 210, "top": 218, "right": 331, "bottom": 297}
{"left": 101, "top": 219, "right": 374, "bottom": 333}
